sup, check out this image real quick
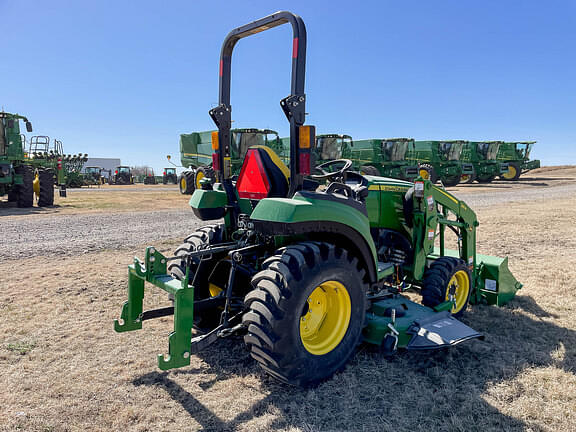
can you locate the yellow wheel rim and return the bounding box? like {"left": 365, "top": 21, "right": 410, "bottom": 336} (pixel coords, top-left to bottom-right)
{"left": 502, "top": 165, "right": 517, "bottom": 180}
{"left": 33, "top": 173, "right": 40, "bottom": 196}
{"left": 419, "top": 169, "right": 430, "bottom": 180}
{"left": 461, "top": 174, "right": 471, "bottom": 182}
{"left": 445, "top": 270, "right": 470, "bottom": 314}
{"left": 195, "top": 171, "right": 205, "bottom": 189}
{"left": 300, "top": 280, "right": 351, "bottom": 355}
{"left": 180, "top": 177, "right": 187, "bottom": 191}
{"left": 208, "top": 283, "right": 223, "bottom": 297}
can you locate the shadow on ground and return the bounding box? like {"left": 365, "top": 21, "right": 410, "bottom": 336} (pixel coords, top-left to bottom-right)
{"left": 132, "top": 295, "right": 575, "bottom": 431}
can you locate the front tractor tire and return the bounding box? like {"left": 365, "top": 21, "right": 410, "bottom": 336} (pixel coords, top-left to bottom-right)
{"left": 244, "top": 242, "right": 368, "bottom": 387}
{"left": 421, "top": 257, "right": 471, "bottom": 317}
{"left": 500, "top": 162, "right": 521, "bottom": 181}
{"left": 178, "top": 171, "right": 195, "bottom": 194}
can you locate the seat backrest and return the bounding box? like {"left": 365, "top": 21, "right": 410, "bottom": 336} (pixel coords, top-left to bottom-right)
{"left": 236, "top": 145, "right": 290, "bottom": 200}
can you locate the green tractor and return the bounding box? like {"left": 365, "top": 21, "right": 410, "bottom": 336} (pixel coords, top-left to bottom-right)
{"left": 163, "top": 167, "right": 178, "bottom": 184}
{"left": 460, "top": 141, "right": 509, "bottom": 184}
{"left": 111, "top": 166, "right": 134, "bottom": 185}
{"left": 353, "top": 138, "right": 418, "bottom": 181}
{"left": 177, "top": 128, "right": 283, "bottom": 194}
{"left": 83, "top": 166, "right": 107, "bottom": 186}
{"left": 407, "top": 140, "right": 474, "bottom": 187}
{"left": 0, "top": 112, "right": 61, "bottom": 207}
{"left": 114, "top": 12, "right": 522, "bottom": 387}
{"left": 497, "top": 141, "right": 539, "bottom": 181}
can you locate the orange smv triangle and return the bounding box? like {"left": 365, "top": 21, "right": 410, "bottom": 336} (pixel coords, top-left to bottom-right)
{"left": 237, "top": 149, "right": 271, "bottom": 199}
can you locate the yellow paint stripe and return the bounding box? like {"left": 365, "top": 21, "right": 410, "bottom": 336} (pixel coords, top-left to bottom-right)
{"left": 368, "top": 185, "right": 380, "bottom": 190}
{"left": 436, "top": 188, "right": 459, "bottom": 204}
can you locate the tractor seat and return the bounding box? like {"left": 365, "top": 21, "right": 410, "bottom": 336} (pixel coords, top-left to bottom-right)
{"left": 236, "top": 145, "right": 290, "bottom": 199}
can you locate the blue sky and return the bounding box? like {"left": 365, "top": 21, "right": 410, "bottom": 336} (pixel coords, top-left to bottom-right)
{"left": 2, "top": 0, "right": 575, "bottom": 173}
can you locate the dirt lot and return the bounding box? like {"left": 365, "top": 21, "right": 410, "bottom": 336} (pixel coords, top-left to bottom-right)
{"left": 1, "top": 167, "right": 575, "bottom": 431}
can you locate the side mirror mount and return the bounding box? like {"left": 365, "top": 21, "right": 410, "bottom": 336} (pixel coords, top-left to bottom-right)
{"left": 26, "top": 122, "right": 33, "bottom": 132}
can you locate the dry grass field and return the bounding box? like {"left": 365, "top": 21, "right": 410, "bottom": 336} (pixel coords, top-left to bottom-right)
{"left": 1, "top": 167, "right": 575, "bottom": 431}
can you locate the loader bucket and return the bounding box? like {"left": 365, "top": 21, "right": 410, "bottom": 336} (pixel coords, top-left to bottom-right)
{"left": 476, "top": 253, "right": 523, "bottom": 306}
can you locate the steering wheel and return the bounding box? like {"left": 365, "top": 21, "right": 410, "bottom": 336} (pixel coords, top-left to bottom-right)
{"left": 310, "top": 159, "right": 353, "bottom": 181}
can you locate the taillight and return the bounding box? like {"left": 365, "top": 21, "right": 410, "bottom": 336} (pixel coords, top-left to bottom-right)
{"left": 299, "top": 153, "right": 310, "bottom": 175}
{"left": 212, "top": 153, "right": 220, "bottom": 171}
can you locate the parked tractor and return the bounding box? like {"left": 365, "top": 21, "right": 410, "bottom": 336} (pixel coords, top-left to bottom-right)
{"left": 497, "top": 141, "right": 539, "bottom": 180}
{"left": 163, "top": 167, "right": 177, "bottom": 184}
{"left": 460, "top": 141, "right": 509, "bottom": 184}
{"left": 177, "top": 128, "right": 282, "bottom": 194}
{"left": 114, "top": 11, "right": 522, "bottom": 387}
{"left": 407, "top": 140, "right": 474, "bottom": 186}
{"left": 111, "top": 166, "right": 134, "bottom": 185}
{"left": 83, "top": 166, "right": 107, "bottom": 186}
{"left": 353, "top": 138, "right": 418, "bottom": 181}
{"left": 143, "top": 168, "right": 157, "bottom": 185}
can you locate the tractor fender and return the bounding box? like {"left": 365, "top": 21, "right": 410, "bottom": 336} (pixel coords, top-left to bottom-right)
{"left": 250, "top": 196, "right": 378, "bottom": 283}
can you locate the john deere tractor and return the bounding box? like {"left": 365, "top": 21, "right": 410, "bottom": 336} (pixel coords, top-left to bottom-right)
{"left": 460, "top": 141, "right": 509, "bottom": 184}
{"left": 111, "top": 166, "right": 134, "bottom": 185}
{"left": 114, "top": 12, "right": 522, "bottom": 387}
{"left": 163, "top": 167, "right": 178, "bottom": 184}
{"left": 354, "top": 138, "right": 419, "bottom": 181}
{"left": 407, "top": 140, "right": 474, "bottom": 186}
{"left": 497, "top": 141, "right": 540, "bottom": 180}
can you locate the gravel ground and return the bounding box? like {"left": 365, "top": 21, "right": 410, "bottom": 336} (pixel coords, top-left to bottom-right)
{"left": 2, "top": 182, "right": 575, "bottom": 260}
{"left": 0, "top": 209, "right": 205, "bottom": 260}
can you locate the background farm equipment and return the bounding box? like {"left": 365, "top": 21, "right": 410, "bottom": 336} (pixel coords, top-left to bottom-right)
{"left": 177, "top": 128, "right": 282, "bottom": 194}
{"left": 0, "top": 112, "right": 65, "bottom": 206}
{"left": 353, "top": 138, "right": 419, "bottom": 180}
{"left": 163, "top": 167, "right": 177, "bottom": 184}
{"left": 111, "top": 166, "right": 134, "bottom": 185}
{"left": 460, "top": 141, "right": 509, "bottom": 183}
{"left": 497, "top": 141, "right": 540, "bottom": 180}
{"left": 114, "top": 11, "right": 522, "bottom": 387}
{"left": 83, "top": 166, "right": 107, "bottom": 186}
{"left": 407, "top": 140, "right": 474, "bottom": 186}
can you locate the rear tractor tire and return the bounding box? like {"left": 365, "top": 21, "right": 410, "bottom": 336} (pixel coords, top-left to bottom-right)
{"left": 421, "top": 257, "right": 471, "bottom": 317}
{"left": 168, "top": 224, "right": 227, "bottom": 329}
{"left": 15, "top": 165, "right": 34, "bottom": 208}
{"left": 476, "top": 174, "right": 495, "bottom": 184}
{"left": 440, "top": 175, "right": 460, "bottom": 187}
{"left": 418, "top": 164, "right": 437, "bottom": 183}
{"left": 244, "top": 242, "right": 368, "bottom": 387}
{"left": 37, "top": 168, "right": 55, "bottom": 207}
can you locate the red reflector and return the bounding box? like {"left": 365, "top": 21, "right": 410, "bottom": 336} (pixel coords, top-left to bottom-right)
{"left": 212, "top": 153, "right": 220, "bottom": 171}
{"left": 163, "top": 171, "right": 166, "bottom": 176}
{"left": 299, "top": 153, "right": 310, "bottom": 175}
{"left": 219, "top": 59, "right": 223, "bottom": 76}
{"left": 292, "top": 37, "right": 298, "bottom": 58}
{"left": 115, "top": 170, "right": 118, "bottom": 174}
{"left": 237, "top": 149, "right": 270, "bottom": 199}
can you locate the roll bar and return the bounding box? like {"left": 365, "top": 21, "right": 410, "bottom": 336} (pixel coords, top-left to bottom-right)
{"left": 209, "top": 11, "right": 308, "bottom": 221}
